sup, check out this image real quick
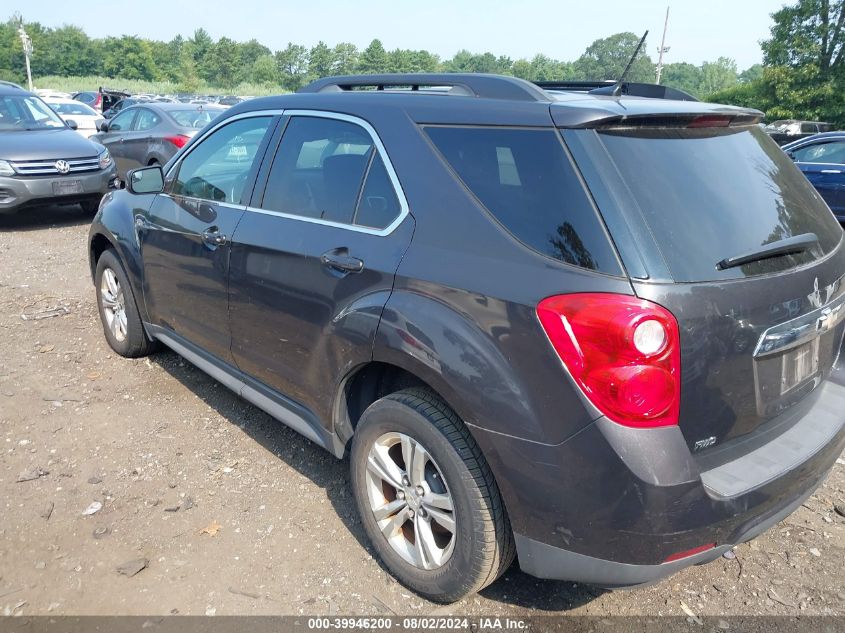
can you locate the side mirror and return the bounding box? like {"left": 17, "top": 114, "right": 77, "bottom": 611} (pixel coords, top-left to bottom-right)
{"left": 66, "top": 119, "right": 78, "bottom": 130}
{"left": 126, "top": 166, "right": 164, "bottom": 195}
{"left": 96, "top": 120, "right": 109, "bottom": 133}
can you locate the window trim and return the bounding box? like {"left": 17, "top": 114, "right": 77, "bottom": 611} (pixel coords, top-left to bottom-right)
{"left": 247, "top": 109, "right": 410, "bottom": 237}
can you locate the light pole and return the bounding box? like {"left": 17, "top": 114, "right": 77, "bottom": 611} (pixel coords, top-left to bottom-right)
{"left": 655, "top": 6, "right": 670, "bottom": 84}
{"left": 17, "top": 18, "right": 34, "bottom": 92}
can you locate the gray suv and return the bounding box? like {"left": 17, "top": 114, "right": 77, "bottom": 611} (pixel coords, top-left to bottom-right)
{"left": 88, "top": 74, "right": 845, "bottom": 603}
{"left": 0, "top": 84, "right": 116, "bottom": 214}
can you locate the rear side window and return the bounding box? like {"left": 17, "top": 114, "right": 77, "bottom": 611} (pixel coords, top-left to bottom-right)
{"left": 425, "top": 126, "right": 620, "bottom": 275}
{"left": 595, "top": 126, "right": 841, "bottom": 282}
{"left": 261, "top": 116, "right": 402, "bottom": 230}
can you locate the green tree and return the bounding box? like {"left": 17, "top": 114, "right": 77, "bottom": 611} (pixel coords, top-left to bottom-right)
{"left": 698, "top": 56, "right": 738, "bottom": 95}
{"left": 275, "top": 43, "right": 309, "bottom": 91}
{"left": 100, "top": 36, "right": 157, "bottom": 80}
{"left": 251, "top": 54, "right": 278, "bottom": 84}
{"left": 762, "top": 0, "right": 845, "bottom": 77}
{"left": 661, "top": 62, "right": 703, "bottom": 96}
{"left": 308, "top": 41, "right": 335, "bottom": 78}
{"left": 739, "top": 63, "right": 764, "bottom": 83}
{"left": 573, "top": 32, "right": 654, "bottom": 82}
{"left": 358, "top": 39, "right": 388, "bottom": 74}
{"left": 207, "top": 37, "right": 239, "bottom": 88}
{"left": 332, "top": 43, "right": 358, "bottom": 75}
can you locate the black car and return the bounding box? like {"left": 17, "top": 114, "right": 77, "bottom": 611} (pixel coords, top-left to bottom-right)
{"left": 87, "top": 74, "right": 845, "bottom": 602}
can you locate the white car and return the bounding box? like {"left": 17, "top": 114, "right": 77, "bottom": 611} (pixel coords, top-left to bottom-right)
{"left": 43, "top": 97, "right": 104, "bottom": 138}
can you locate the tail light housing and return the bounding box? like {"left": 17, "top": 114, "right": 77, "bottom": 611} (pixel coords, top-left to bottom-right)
{"left": 165, "top": 134, "right": 191, "bottom": 149}
{"left": 537, "top": 293, "right": 681, "bottom": 428}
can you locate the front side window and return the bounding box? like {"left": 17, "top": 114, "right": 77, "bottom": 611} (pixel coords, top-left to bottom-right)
{"left": 425, "top": 126, "right": 620, "bottom": 274}
{"left": 171, "top": 116, "right": 272, "bottom": 204}
{"left": 261, "top": 116, "right": 402, "bottom": 229}
{"left": 792, "top": 141, "right": 845, "bottom": 164}
{"left": 108, "top": 110, "right": 135, "bottom": 132}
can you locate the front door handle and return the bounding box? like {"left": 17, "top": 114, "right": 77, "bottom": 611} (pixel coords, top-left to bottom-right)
{"left": 202, "top": 226, "right": 227, "bottom": 247}
{"left": 321, "top": 248, "right": 364, "bottom": 273}
{"left": 821, "top": 169, "right": 842, "bottom": 174}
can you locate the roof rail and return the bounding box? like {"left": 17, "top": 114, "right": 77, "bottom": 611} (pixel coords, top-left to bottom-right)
{"left": 298, "top": 74, "right": 550, "bottom": 102}
{"left": 535, "top": 80, "right": 699, "bottom": 102}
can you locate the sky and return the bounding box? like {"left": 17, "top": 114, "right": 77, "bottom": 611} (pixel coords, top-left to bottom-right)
{"left": 9, "top": 0, "right": 784, "bottom": 71}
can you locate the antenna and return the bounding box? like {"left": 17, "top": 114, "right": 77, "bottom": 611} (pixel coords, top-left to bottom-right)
{"left": 609, "top": 30, "right": 649, "bottom": 97}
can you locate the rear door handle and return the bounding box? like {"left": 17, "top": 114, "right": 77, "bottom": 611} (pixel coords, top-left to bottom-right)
{"left": 321, "top": 249, "right": 364, "bottom": 273}
{"left": 821, "top": 169, "right": 842, "bottom": 174}
{"left": 202, "top": 226, "right": 227, "bottom": 246}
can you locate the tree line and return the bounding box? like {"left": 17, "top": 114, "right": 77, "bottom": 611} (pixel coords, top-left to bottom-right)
{"left": 712, "top": 0, "right": 845, "bottom": 127}
{"left": 0, "top": 19, "right": 747, "bottom": 98}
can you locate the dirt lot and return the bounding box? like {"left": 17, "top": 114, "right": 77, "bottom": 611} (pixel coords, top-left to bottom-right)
{"left": 0, "top": 205, "right": 844, "bottom": 619}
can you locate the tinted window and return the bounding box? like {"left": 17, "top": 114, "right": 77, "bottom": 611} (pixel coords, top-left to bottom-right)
{"left": 134, "top": 109, "right": 160, "bottom": 131}
{"left": 109, "top": 110, "right": 134, "bottom": 131}
{"left": 596, "top": 126, "right": 841, "bottom": 282}
{"left": 355, "top": 154, "right": 401, "bottom": 229}
{"left": 172, "top": 116, "right": 272, "bottom": 204}
{"left": 262, "top": 117, "right": 374, "bottom": 224}
{"left": 793, "top": 141, "right": 845, "bottom": 164}
{"left": 425, "top": 126, "right": 619, "bottom": 273}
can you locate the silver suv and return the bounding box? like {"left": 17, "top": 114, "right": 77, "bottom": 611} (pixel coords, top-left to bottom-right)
{"left": 0, "top": 84, "right": 116, "bottom": 214}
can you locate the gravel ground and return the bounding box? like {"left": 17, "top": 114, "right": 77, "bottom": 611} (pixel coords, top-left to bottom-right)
{"left": 0, "top": 204, "right": 843, "bottom": 619}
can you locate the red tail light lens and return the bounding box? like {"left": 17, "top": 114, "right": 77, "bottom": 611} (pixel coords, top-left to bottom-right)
{"left": 165, "top": 135, "right": 191, "bottom": 149}
{"left": 536, "top": 293, "right": 681, "bottom": 428}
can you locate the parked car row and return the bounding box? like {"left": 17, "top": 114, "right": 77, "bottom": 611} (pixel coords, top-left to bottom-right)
{"left": 67, "top": 88, "right": 250, "bottom": 118}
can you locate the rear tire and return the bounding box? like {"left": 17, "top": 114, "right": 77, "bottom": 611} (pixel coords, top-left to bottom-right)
{"left": 95, "top": 249, "right": 156, "bottom": 358}
{"left": 350, "top": 388, "right": 515, "bottom": 603}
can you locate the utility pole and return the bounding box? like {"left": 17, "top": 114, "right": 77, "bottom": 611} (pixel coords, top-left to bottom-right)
{"left": 15, "top": 15, "right": 33, "bottom": 92}
{"left": 655, "top": 6, "right": 670, "bottom": 84}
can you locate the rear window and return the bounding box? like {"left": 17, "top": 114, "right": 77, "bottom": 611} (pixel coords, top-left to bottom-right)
{"left": 170, "top": 109, "right": 219, "bottom": 129}
{"left": 595, "top": 125, "right": 841, "bottom": 282}
{"left": 425, "top": 126, "right": 621, "bottom": 275}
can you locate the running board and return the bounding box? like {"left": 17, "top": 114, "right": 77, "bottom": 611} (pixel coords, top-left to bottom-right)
{"left": 145, "top": 324, "right": 343, "bottom": 457}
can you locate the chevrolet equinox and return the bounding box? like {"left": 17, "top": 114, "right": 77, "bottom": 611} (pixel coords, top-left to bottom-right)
{"left": 87, "top": 74, "right": 845, "bottom": 602}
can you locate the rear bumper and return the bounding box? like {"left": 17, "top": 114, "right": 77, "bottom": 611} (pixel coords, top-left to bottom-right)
{"left": 0, "top": 167, "right": 116, "bottom": 213}
{"left": 471, "top": 379, "right": 845, "bottom": 587}
{"left": 515, "top": 459, "right": 826, "bottom": 587}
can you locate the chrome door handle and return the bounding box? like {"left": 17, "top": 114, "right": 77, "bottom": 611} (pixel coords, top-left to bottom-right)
{"left": 202, "top": 227, "right": 227, "bottom": 246}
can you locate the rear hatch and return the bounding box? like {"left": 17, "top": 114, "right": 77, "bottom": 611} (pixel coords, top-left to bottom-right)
{"left": 563, "top": 119, "right": 845, "bottom": 454}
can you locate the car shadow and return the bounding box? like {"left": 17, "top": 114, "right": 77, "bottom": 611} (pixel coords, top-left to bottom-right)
{"left": 0, "top": 203, "right": 93, "bottom": 232}
{"left": 150, "top": 348, "right": 601, "bottom": 612}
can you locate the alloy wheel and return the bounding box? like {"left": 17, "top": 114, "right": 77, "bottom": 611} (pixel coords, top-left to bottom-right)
{"left": 100, "top": 267, "right": 128, "bottom": 342}
{"left": 365, "top": 432, "right": 456, "bottom": 570}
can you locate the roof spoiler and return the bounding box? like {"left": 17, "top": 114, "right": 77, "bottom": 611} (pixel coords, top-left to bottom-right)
{"left": 535, "top": 81, "right": 699, "bottom": 102}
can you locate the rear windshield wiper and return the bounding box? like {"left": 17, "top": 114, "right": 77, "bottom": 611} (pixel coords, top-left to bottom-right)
{"left": 716, "top": 233, "right": 819, "bottom": 270}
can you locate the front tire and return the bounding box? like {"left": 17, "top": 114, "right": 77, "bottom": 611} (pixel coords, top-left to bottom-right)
{"left": 95, "top": 249, "right": 156, "bottom": 358}
{"left": 350, "top": 388, "right": 514, "bottom": 602}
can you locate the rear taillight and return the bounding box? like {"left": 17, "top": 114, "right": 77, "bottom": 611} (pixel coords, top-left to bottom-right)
{"left": 165, "top": 135, "right": 191, "bottom": 149}
{"left": 536, "top": 293, "right": 681, "bottom": 428}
